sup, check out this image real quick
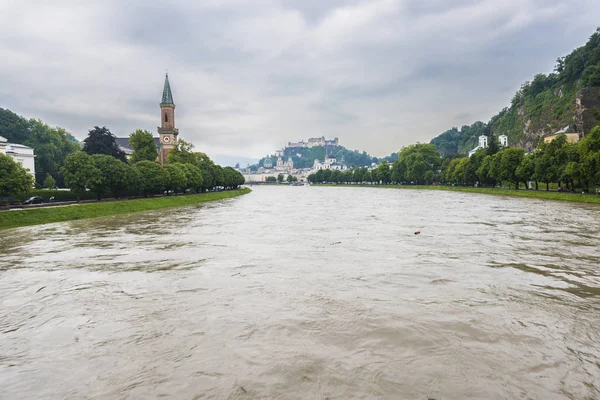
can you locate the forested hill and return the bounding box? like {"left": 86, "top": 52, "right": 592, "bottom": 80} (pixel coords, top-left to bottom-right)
{"left": 0, "top": 108, "right": 80, "bottom": 185}
{"left": 254, "top": 145, "right": 398, "bottom": 170}
{"left": 431, "top": 28, "right": 600, "bottom": 156}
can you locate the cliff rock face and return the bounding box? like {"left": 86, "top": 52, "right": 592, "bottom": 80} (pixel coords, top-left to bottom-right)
{"left": 576, "top": 88, "right": 600, "bottom": 135}
{"left": 507, "top": 87, "right": 600, "bottom": 150}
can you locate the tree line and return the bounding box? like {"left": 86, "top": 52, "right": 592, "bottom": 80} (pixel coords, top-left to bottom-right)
{"left": 1, "top": 125, "right": 244, "bottom": 201}
{"left": 308, "top": 127, "right": 600, "bottom": 192}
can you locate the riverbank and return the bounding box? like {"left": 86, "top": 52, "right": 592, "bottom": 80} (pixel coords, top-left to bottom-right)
{"left": 317, "top": 184, "right": 600, "bottom": 205}
{"left": 0, "top": 188, "right": 251, "bottom": 230}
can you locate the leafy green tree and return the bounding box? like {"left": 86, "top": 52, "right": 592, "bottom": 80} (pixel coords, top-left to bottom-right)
{"left": 516, "top": 154, "right": 536, "bottom": 189}
{"left": 213, "top": 165, "right": 225, "bottom": 188}
{"left": 277, "top": 173, "right": 284, "bottom": 183}
{"left": 578, "top": 126, "right": 600, "bottom": 187}
{"left": 424, "top": 170, "right": 435, "bottom": 184}
{"left": 486, "top": 133, "right": 500, "bottom": 156}
{"left": 194, "top": 152, "right": 216, "bottom": 191}
{"left": 222, "top": 167, "right": 240, "bottom": 189}
{"left": 374, "top": 162, "right": 390, "bottom": 184}
{"left": 265, "top": 176, "right": 277, "bottom": 182}
{"left": 163, "top": 164, "right": 188, "bottom": 194}
{"left": 129, "top": 129, "right": 158, "bottom": 163}
{"left": 90, "top": 154, "right": 136, "bottom": 199}
{"left": 286, "top": 174, "right": 294, "bottom": 183}
{"left": 43, "top": 174, "right": 56, "bottom": 189}
{"left": 396, "top": 144, "right": 441, "bottom": 184}
{"left": 59, "top": 152, "right": 103, "bottom": 201}
{"left": 82, "top": 126, "right": 126, "bottom": 162}
{"left": 499, "top": 147, "right": 525, "bottom": 189}
{"left": 0, "top": 153, "right": 34, "bottom": 198}
{"left": 166, "top": 139, "right": 196, "bottom": 165}
{"left": 133, "top": 161, "right": 166, "bottom": 196}
{"left": 180, "top": 163, "right": 203, "bottom": 192}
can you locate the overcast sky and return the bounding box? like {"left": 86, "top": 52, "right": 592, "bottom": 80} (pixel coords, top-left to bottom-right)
{"left": 1, "top": 0, "right": 599, "bottom": 165}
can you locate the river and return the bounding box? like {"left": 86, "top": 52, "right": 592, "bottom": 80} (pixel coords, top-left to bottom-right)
{"left": 1, "top": 186, "right": 599, "bottom": 399}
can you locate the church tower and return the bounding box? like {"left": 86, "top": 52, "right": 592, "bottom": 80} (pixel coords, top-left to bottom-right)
{"left": 158, "top": 72, "right": 179, "bottom": 164}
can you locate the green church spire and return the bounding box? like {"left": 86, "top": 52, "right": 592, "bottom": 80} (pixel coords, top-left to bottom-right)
{"left": 161, "top": 72, "right": 174, "bottom": 106}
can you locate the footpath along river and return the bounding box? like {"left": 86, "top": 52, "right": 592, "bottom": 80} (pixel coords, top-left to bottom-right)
{"left": 0, "top": 186, "right": 599, "bottom": 399}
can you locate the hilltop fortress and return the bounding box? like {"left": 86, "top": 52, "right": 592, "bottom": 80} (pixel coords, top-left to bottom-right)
{"left": 286, "top": 136, "right": 339, "bottom": 149}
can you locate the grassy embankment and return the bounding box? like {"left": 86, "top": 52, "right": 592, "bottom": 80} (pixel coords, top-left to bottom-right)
{"left": 318, "top": 184, "right": 600, "bottom": 205}
{"left": 0, "top": 188, "right": 251, "bottom": 230}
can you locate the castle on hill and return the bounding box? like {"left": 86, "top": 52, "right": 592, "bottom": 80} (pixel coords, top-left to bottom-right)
{"left": 286, "top": 136, "right": 339, "bottom": 149}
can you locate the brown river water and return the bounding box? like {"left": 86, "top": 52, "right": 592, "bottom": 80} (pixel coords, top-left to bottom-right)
{"left": 1, "top": 186, "right": 599, "bottom": 399}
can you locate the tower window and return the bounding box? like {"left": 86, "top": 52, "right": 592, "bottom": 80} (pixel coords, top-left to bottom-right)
{"left": 164, "top": 112, "right": 168, "bottom": 123}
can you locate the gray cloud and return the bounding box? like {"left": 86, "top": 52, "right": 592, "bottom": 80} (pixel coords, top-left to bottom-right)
{"left": 1, "top": 0, "right": 598, "bottom": 163}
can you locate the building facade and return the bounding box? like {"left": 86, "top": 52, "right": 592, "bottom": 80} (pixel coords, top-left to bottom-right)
{"left": 468, "top": 134, "right": 509, "bottom": 157}
{"left": 0, "top": 135, "right": 35, "bottom": 177}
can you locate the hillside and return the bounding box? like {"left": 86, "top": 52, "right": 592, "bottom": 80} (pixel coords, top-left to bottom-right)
{"left": 256, "top": 145, "right": 373, "bottom": 170}
{"left": 431, "top": 28, "right": 600, "bottom": 155}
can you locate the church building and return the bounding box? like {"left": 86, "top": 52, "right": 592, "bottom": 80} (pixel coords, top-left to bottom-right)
{"left": 157, "top": 72, "right": 179, "bottom": 164}
{"left": 115, "top": 72, "right": 181, "bottom": 164}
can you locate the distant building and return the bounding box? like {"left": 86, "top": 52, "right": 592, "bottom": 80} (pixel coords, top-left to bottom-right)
{"left": 0, "top": 135, "right": 35, "bottom": 177}
{"left": 468, "top": 134, "right": 509, "bottom": 157}
{"left": 544, "top": 125, "right": 580, "bottom": 144}
{"left": 287, "top": 136, "right": 339, "bottom": 149}
{"left": 263, "top": 158, "right": 273, "bottom": 168}
{"left": 499, "top": 135, "right": 508, "bottom": 147}
{"left": 468, "top": 135, "right": 488, "bottom": 157}
{"left": 312, "top": 154, "right": 347, "bottom": 171}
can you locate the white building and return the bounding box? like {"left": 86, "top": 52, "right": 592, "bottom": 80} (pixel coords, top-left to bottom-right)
{"left": 312, "top": 154, "right": 347, "bottom": 171}
{"left": 0, "top": 135, "right": 35, "bottom": 177}
{"left": 468, "top": 134, "right": 508, "bottom": 157}
{"left": 499, "top": 135, "right": 508, "bottom": 147}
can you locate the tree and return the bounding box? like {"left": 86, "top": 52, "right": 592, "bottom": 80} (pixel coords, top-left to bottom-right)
{"left": 90, "top": 154, "right": 136, "bottom": 199}
{"left": 0, "top": 154, "right": 34, "bottom": 198}
{"left": 194, "top": 152, "right": 216, "bottom": 191}
{"left": 516, "top": 154, "right": 535, "bottom": 189}
{"left": 277, "top": 173, "right": 284, "bottom": 183}
{"left": 265, "top": 176, "right": 277, "bottom": 182}
{"left": 166, "top": 139, "right": 196, "bottom": 165}
{"left": 163, "top": 164, "right": 187, "bottom": 194}
{"left": 43, "top": 174, "right": 56, "bottom": 189}
{"left": 498, "top": 147, "right": 525, "bottom": 189}
{"left": 486, "top": 133, "right": 500, "bottom": 156}
{"left": 579, "top": 126, "right": 600, "bottom": 187}
{"left": 82, "top": 126, "right": 126, "bottom": 162}
{"left": 396, "top": 144, "right": 441, "bottom": 184}
{"left": 180, "top": 163, "right": 203, "bottom": 192}
{"left": 59, "top": 152, "right": 103, "bottom": 201}
{"left": 133, "top": 161, "right": 166, "bottom": 196}
{"left": 129, "top": 129, "right": 158, "bottom": 163}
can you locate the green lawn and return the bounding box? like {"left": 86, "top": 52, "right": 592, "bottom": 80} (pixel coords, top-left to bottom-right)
{"left": 317, "top": 184, "right": 600, "bottom": 205}
{"left": 0, "top": 188, "right": 251, "bottom": 230}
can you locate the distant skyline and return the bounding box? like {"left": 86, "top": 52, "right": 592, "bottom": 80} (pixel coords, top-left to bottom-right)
{"left": 1, "top": 1, "right": 599, "bottom": 165}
